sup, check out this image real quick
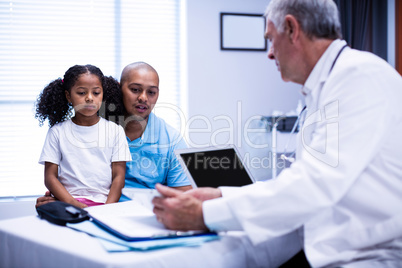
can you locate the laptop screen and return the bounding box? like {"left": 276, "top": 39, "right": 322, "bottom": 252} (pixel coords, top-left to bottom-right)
{"left": 176, "top": 148, "right": 254, "bottom": 188}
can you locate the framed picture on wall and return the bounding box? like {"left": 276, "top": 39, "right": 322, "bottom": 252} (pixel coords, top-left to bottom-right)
{"left": 220, "top": 13, "right": 267, "bottom": 51}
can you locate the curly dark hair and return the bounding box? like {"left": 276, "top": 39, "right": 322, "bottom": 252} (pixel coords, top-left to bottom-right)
{"left": 99, "top": 75, "right": 124, "bottom": 124}
{"left": 35, "top": 64, "right": 124, "bottom": 127}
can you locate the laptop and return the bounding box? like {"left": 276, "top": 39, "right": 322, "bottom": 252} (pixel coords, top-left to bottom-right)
{"left": 174, "top": 146, "right": 255, "bottom": 188}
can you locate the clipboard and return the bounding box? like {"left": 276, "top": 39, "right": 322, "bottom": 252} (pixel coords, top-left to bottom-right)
{"left": 67, "top": 220, "right": 219, "bottom": 251}
{"left": 85, "top": 200, "right": 215, "bottom": 241}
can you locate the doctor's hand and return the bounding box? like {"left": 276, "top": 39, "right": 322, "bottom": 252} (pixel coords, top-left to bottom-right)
{"left": 35, "top": 191, "right": 57, "bottom": 208}
{"left": 152, "top": 184, "right": 209, "bottom": 231}
{"left": 184, "top": 187, "right": 222, "bottom": 201}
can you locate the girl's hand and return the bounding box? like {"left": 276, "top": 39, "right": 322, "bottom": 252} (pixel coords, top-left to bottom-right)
{"left": 35, "top": 191, "right": 57, "bottom": 208}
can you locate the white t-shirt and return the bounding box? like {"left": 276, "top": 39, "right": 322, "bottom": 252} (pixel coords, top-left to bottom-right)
{"left": 39, "top": 118, "right": 132, "bottom": 203}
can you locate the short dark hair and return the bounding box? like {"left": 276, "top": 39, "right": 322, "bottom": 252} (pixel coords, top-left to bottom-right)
{"left": 120, "top": 61, "right": 159, "bottom": 86}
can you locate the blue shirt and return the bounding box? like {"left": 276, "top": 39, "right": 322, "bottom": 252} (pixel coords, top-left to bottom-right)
{"left": 125, "top": 112, "right": 190, "bottom": 189}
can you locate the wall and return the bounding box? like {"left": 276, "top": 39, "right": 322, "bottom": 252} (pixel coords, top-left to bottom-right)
{"left": 185, "top": 0, "right": 301, "bottom": 145}
{"left": 185, "top": 0, "right": 302, "bottom": 180}
{"left": 396, "top": 0, "right": 402, "bottom": 75}
{"left": 387, "top": 0, "right": 396, "bottom": 67}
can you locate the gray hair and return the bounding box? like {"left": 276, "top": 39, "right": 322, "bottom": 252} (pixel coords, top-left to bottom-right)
{"left": 264, "top": 0, "right": 342, "bottom": 40}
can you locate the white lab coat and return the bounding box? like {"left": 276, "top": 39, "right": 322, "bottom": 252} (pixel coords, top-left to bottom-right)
{"left": 203, "top": 40, "right": 402, "bottom": 267}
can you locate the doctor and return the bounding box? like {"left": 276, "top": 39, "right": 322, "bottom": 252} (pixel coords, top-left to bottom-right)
{"left": 152, "top": 0, "right": 402, "bottom": 267}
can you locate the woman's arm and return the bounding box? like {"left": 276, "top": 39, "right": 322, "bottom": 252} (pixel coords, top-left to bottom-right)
{"left": 105, "top": 161, "right": 126, "bottom": 204}
{"left": 44, "top": 162, "right": 87, "bottom": 208}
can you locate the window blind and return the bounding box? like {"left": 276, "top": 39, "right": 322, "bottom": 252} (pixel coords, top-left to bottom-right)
{"left": 0, "top": 0, "right": 182, "bottom": 197}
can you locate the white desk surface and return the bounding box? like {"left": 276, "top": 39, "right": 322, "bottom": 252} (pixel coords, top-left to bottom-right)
{"left": 0, "top": 215, "right": 300, "bottom": 268}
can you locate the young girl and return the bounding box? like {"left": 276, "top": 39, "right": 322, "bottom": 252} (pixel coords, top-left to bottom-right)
{"left": 35, "top": 64, "right": 132, "bottom": 208}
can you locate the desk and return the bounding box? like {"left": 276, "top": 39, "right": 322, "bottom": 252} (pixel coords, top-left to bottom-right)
{"left": 0, "top": 215, "right": 300, "bottom": 268}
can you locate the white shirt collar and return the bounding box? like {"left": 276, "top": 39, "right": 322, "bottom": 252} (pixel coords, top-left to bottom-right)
{"left": 301, "top": 39, "right": 347, "bottom": 96}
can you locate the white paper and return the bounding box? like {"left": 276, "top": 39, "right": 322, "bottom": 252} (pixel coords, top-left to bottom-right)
{"left": 85, "top": 200, "right": 168, "bottom": 238}
{"left": 84, "top": 200, "right": 208, "bottom": 239}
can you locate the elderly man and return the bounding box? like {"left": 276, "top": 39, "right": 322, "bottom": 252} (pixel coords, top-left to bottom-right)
{"left": 153, "top": 0, "right": 402, "bottom": 267}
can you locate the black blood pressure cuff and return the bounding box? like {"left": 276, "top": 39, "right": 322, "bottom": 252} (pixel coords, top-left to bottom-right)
{"left": 36, "top": 201, "right": 89, "bottom": 226}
